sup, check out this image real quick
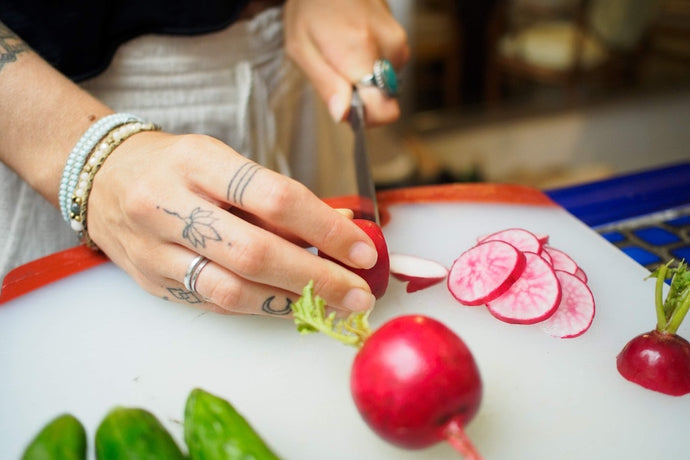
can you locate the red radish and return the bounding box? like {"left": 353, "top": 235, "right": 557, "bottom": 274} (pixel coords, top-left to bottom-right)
{"left": 478, "top": 227, "right": 543, "bottom": 254}
{"left": 617, "top": 262, "right": 690, "bottom": 396}
{"left": 539, "top": 270, "right": 595, "bottom": 338}
{"left": 543, "top": 246, "right": 578, "bottom": 274}
{"left": 292, "top": 283, "right": 484, "bottom": 458}
{"left": 448, "top": 241, "right": 526, "bottom": 306}
{"left": 319, "top": 219, "right": 390, "bottom": 299}
{"left": 389, "top": 253, "right": 449, "bottom": 293}
{"left": 351, "top": 316, "right": 482, "bottom": 454}
{"left": 486, "top": 252, "right": 561, "bottom": 324}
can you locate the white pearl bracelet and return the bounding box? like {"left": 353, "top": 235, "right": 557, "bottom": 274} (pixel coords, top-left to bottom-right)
{"left": 59, "top": 113, "right": 144, "bottom": 223}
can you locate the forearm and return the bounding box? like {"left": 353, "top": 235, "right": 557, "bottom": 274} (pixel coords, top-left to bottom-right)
{"left": 0, "top": 21, "right": 113, "bottom": 207}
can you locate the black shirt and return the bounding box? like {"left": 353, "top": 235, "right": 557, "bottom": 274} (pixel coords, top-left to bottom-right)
{"left": 0, "top": 0, "right": 252, "bottom": 81}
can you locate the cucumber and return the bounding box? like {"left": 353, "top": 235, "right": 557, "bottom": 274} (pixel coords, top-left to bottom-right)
{"left": 95, "top": 406, "right": 187, "bottom": 460}
{"left": 22, "top": 413, "right": 87, "bottom": 460}
{"left": 184, "top": 388, "right": 280, "bottom": 460}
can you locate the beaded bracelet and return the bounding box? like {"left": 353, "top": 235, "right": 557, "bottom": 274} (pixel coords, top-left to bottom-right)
{"left": 69, "top": 120, "right": 160, "bottom": 249}
{"left": 59, "top": 113, "right": 144, "bottom": 223}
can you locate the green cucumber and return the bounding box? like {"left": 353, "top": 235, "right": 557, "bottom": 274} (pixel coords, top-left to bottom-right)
{"left": 184, "top": 388, "right": 280, "bottom": 460}
{"left": 22, "top": 413, "right": 87, "bottom": 460}
{"left": 95, "top": 406, "right": 187, "bottom": 460}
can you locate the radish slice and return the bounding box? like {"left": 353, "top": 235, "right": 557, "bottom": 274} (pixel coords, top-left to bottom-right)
{"left": 574, "top": 266, "right": 588, "bottom": 283}
{"left": 540, "top": 270, "right": 595, "bottom": 338}
{"left": 389, "top": 253, "right": 449, "bottom": 293}
{"left": 543, "top": 246, "right": 578, "bottom": 274}
{"left": 486, "top": 252, "right": 561, "bottom": 324}
{"left": 539, "top": 249, "right": 553, "bottom": 266}
{"left": 478, "top": 228, "right": 543, "bottom": 254}
{"left": 448, "top": 241, "right": 526, "bottom": 306}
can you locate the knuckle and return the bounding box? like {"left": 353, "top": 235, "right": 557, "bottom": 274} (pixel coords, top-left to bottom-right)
{"left": 231, "top": 238, "right": 269, "bottom": 278}
{"left": 207, "top": 277, "right": 244, "bottom": 310}
{"left": 260, "top": 178, "right": 296, "bottom": 221}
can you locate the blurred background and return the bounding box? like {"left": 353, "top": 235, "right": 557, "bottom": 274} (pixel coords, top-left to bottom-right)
{"left": 370, "top": 0, "right": 690, "bottom": 190}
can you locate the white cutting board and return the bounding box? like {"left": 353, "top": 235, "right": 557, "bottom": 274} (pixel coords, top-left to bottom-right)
{"left": 1, "top": 197, "right": 689, "bottom": 459}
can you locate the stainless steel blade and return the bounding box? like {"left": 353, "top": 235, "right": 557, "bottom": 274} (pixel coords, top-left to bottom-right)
{"left": 348, "top": 88, "right": 379, "bottom": 224}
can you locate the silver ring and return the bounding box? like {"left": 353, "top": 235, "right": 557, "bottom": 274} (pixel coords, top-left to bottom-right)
{"left": 358, "top": 59, "right": 399, "bottom": 98}
{"left": 184, "top": 255, "right": 210, "bottom": 295}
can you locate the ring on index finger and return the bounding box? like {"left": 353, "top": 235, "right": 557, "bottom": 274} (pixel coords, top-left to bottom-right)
{"left": 358, "top": 59, "right": 399, "bottom": 98}
{"left": 184, "top": 254, "right": 210, "bottom": 296}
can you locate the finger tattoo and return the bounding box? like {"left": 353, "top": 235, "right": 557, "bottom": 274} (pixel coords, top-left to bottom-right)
{"left": 261, "top": 296, "right": 293, "bottom": 315}
{"left": 165, "top": 287, "right": 204, "bottom": 304}
{"left": 227, "top": 161, "right": 261, "bottom": 206}
{"left": 163, "top": 206, "right": 222, "bottom": 249}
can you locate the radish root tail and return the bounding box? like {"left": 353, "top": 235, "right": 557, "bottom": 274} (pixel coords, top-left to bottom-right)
{"left": 445, "top": 419, "right": 483, "bottom": 460}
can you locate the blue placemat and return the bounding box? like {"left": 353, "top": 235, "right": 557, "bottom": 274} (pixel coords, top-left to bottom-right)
{"left": 546, "top": 161, "right": 690, "bottom": 270}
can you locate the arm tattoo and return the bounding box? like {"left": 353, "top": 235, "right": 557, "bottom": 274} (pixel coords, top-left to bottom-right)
{"left": 0, "top": 22, "right": 30, "bottom": 73}
{"left": 226, "top": 161, "right": 261, "bottom": 206}
{"left": 262, "top": 296, "right": 293, "bottom": 315}
{"left": 163, "top": 206, "right": 222, "bottom": 248}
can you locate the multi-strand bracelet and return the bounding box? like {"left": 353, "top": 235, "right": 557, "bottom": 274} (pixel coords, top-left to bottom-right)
{"left": 59, "top": 113, "right": 145, "bottom": 223}
{"left": 66, "top": 119, "right": 160, "bottom": 249}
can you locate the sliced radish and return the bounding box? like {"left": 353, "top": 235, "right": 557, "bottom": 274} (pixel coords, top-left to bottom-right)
{"left": 478, "top": 228, "right": 543, "bottom": 254}
{"left": 539, "top": 249, "right": 553, "bottom": 266}
{"left": 448, "top": 240, "right": 526, "bottom": 306}
{"left": 574, "top": 266, "right": 588, "bottom": 283}
{"left": 540, "top": 270, "right": 595, "bottom": 338}
{"left": 486, "top": 252, "right": 561, "bottom": 324}
{"left": 543, "top": 246, "right": 578, "bottom": 274}
{"left": 535, "top": 233, "right": 550, "bottom": 246}
{"left": 389, "top": 253, "right": 449, "bottom": 293}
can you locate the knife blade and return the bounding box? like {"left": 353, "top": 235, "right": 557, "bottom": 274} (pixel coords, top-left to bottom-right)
{"left": 348, "top": 88, "right": 380, "bottom": 224}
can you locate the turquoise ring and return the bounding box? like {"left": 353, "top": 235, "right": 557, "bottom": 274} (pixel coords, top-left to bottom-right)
{"left": 358, "top": 59, "right": 399, "bottom": 97}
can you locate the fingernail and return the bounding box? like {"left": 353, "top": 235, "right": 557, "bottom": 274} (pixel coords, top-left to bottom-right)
{"left": 349, "top": 241, "right": 378, "bottom": 269}
{"left": 342, "top": 288, "right": 376, "bottom": 312}
{"left": 335, "top": 208, "right": 354, "bottom": 219}
{"left": 328, "top": 93, "right": 348, "bottom": 122}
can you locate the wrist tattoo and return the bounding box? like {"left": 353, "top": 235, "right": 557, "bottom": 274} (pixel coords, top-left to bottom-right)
{"left": 0, "top": 22, "right": 30, "bottom": 73}
{"left": 262, "top": 296, "right": 293, "bottom": 315}
{"left": 163, "top": 206, "right": 222, "bottom": 249}
{"left": 227, "top": 161, "right": 261, "bottom": 206}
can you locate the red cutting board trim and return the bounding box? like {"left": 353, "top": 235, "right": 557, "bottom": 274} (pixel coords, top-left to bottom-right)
{"left": 1, "top": 183, "right": 555, "bottom": 304}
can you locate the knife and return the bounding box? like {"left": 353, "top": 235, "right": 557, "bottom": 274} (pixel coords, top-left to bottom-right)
{"left": 348, "top": 88, "right": 380, "bottom": 224}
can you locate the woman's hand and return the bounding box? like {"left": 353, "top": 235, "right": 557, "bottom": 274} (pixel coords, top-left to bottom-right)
{"left": 283, "top": 0, "right": 409, "bottom": 126}
{"left": 87, "top": 131, "right": 379, "bottom": 316}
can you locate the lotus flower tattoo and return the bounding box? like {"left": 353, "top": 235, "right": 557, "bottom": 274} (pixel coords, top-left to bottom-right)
{"left": 164, "top": 206, "right": 222, "bottom": 249}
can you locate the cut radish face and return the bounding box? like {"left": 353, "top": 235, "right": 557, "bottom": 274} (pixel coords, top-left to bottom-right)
{"left": 389, "top": 253, "right": 449, "bottom": 293}
{"left": 486, "top": 252, "right": 561, "bottom": 324}
{"left": 478, "top": 228, "right": 543, "bottom": 254}
{"left": 574, "top": 266, "right": 588, "bottom": 283}
{"left": 543, "top": 246, "right": 578, "bottom": 274}
{"left": 539, "top": 270, "right": 595, "bottom": 338}
{"left": 448, "top": 241, "right": 526, "bottom": 306}
{"left": 539, "top": 249, "right": 553, "bottom": 266}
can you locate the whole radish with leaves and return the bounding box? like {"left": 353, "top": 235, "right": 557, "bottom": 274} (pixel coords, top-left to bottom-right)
{"left": 292, "top": 282, "right": 484, "bottom": 459}
{"left": 617, "top": 261, "right": 690, "bottom": 396}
